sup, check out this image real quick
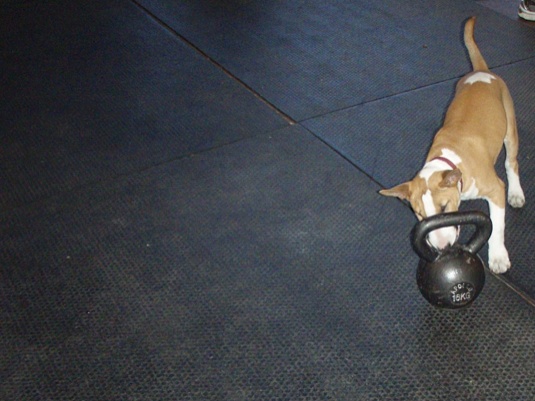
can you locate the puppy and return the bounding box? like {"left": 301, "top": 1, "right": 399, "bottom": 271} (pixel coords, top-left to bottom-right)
{"left": 379, "top": 17, "right": 525, "bottom": 273}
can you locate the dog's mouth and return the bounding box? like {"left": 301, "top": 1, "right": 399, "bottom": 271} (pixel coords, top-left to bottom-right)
{"left": 426, "top": 225, "right": 461, "bottom": 250}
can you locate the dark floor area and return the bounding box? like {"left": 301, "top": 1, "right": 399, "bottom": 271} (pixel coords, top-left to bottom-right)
{"left": 2, "top": 1, "right": 535, "bottom": 400}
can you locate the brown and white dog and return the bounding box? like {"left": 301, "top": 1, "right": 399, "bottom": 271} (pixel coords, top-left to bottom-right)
{"left": 379, "top": 17, "right": 525, "bottom": 274}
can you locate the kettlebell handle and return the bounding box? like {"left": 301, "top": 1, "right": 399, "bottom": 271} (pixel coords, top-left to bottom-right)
{"left": 411, "top": 211, "right": 493, "bottom": 262}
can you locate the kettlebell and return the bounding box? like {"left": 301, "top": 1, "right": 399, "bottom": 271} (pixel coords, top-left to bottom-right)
{"left": 411, "top": 211, "right": 492, "bottom": 309}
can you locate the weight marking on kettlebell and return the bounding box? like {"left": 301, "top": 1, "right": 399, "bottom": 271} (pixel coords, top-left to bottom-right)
{"left": 450, "top": 282, "right": 475, "bottom": 304}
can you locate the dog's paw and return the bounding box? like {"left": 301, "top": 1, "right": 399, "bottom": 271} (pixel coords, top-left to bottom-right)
{"left": 488, "top": 249, "right": 511, "bottom": 274}
{"left": 508, "top": 193, "right": 525, "bottom": 208}
{"left": 508, "top": 184, "right": 525, "bottom": 208}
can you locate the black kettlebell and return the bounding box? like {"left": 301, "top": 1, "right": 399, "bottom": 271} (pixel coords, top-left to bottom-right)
{"left": 411, "top": 211, "right": 492, "bottom": 309}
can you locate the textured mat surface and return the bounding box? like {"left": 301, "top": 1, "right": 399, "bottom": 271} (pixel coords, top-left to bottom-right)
{"left": 2, "top": 126, "right": 535, "bottom": 401}
{"left": 304, "top": 58, "right": 535, "bottom": 299}
{"left": 136, "top": 0, "right": 535, "bottom": 120}
{"left": 3, "top": 0, "right": 535, "bottom": 400}
{"left": 0, "top": 0, "right": 286, "bottom": 210}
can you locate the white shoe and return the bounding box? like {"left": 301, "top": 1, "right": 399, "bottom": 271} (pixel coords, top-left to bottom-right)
{"left": 519, "top": 0, "right": 535, "bottom": 21}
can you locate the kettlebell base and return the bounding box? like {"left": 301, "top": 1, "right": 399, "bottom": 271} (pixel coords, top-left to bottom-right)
{"left": 416, "top": 251, "right": 486, "bottom": 309}
{"left": 417, "top": 287, "right": 480, "bottom": 309}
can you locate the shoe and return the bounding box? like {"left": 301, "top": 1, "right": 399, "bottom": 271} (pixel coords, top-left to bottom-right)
{"left": 519, "top": 0, "right": 535, "bottom": 21}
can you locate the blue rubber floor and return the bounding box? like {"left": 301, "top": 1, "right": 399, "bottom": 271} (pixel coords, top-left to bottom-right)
{"left": 1, "top": 0, "right": 287, "bottom": 209}
{"left": 136, "top": 0, "right": 535, "bottom": 120}
{"left": 2, "top": 1, "right": 535, "bottom": 400}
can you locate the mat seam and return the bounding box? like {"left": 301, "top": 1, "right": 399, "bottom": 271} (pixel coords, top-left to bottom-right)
{"left": 0, "top": 129, "right": 282, "bottom": 216}
{"left": 299, "top": 55, "right": 535, "bottom": 124}
{"left": 129, "top": 0, "right": 297, "bottom": 126}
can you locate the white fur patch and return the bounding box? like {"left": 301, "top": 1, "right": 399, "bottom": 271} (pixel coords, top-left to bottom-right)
{"left": 419, "top": 149, "right": 462, "bottom": 189}
{"left": 419, "top": 160, "right": 445, "bottom": 184}
{"left": 439, "top": 149, "right": 462, "bottom": 165}
{"left": 460, "top": 178, "right": 479, "bottom": 200}
{"left": 422, "top": 190, "right": 436, "bottom": 217}
{"left": 423, "top": 192, "right": 458, "bottom": 248}
{"left": 420, "top": 151, "right": 462, "bottom": 250}
{"left": 465, "top": 72, "right": 496, "bottom": 85}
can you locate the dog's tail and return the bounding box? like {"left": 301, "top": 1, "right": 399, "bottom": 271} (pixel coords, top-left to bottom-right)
{"left": 464, "top": 17, "right": 489, "bottom": 72}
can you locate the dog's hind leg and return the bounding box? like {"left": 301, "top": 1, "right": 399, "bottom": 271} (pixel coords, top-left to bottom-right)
{"left": 502, "top": 85, "right": 525, "bottom": 208}
{"left": 487, "top": 194, "right": 511, "bottom": 273}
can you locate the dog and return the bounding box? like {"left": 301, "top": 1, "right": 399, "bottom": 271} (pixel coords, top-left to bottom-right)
{"left": 379, "top": 17, "right": 525, "bottom": 274}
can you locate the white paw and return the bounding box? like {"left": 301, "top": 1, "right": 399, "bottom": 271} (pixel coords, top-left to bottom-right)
{"left": 508, "top": 192, "right": 525, "bottom": 208}
{"left": 488, "top": 248, "right": 511, "bottom": 274}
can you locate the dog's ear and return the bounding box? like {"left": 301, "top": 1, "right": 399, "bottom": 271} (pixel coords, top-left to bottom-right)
{"left": 379, "top": 183, "right": 410, "bottom": 200}
{"left": 439, "top": 168, "right": 462, "bottom": 188}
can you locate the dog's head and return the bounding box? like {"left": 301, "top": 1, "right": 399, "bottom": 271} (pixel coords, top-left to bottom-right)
{"left": 380, "top": 168, "right": 462, "bottom": 249}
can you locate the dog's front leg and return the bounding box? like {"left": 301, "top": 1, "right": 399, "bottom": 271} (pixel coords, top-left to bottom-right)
{"left": 487, "top": 198, "right": 510, "bottom": 273}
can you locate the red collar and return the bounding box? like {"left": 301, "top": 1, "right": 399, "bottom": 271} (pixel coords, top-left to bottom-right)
{"left": 431, "top": 156, "right": 463, "bottom": 191}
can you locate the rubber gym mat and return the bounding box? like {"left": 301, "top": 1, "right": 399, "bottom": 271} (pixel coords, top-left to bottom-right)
{"left": 0, "top": 0, "right": 287, "bottom": 210}
{"left": 135, "top": 0, "right": 535, "bottom": 121}
{"left": 2, "top": 126, "right": 535, "bottom": 401}
{"left": 304, "top": 57, "right": 535, "bottom": 300}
